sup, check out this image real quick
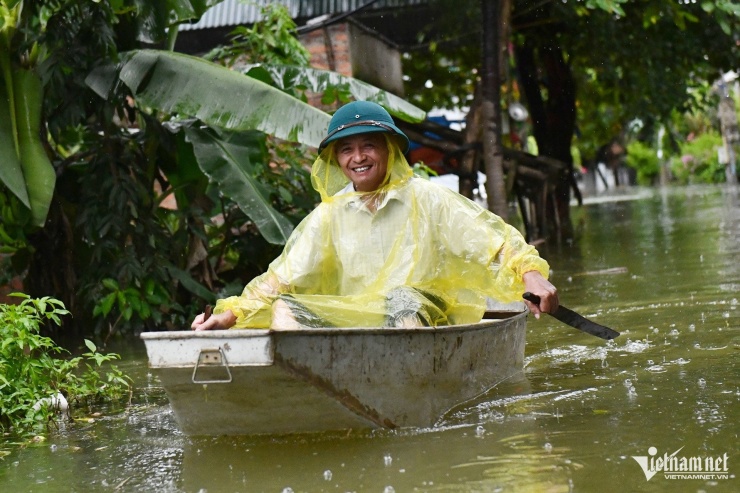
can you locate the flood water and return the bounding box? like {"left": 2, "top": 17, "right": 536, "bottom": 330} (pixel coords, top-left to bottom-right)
{"left": 2, "top": 185, "right": 738, "bottom": 492}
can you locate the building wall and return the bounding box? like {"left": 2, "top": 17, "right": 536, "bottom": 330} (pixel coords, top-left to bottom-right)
{"left": 349, "top": 23, "right": 404, "bottom": 97}
{"left": 299, "top": 21, "right": 405, "bottom": 108}
{"left": 300, "top": 23, "right": 353, "bottom": 76}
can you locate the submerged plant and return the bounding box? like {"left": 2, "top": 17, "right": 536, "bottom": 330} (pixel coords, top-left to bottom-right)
{"left": 0, "top": 294, "right": 131, "bottom": 436}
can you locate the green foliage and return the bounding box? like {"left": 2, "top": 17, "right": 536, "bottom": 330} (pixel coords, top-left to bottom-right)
{"left": 625, "top": 140, "right": 661, "bottom": 185}
{"left": 411, "top": 162, "right": 439, "bottom": 180}
{"left": 0, "top": 294, "right": 130, "bottom": 436}
{"left": 0, "top": 1, "right": 424, "bottom": 338}
{"left": 207, "top": 3, "right": 310, "bottom": 66}
{"left": 669, "top": 132, "right": 726, "bottom": 184}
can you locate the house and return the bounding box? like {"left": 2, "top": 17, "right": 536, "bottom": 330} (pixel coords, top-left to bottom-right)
{"left": 174, "top": 0, "right": 429, "bottom": 97}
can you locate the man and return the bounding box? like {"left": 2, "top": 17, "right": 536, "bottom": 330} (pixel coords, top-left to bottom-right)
{"left": 192, "top": 101, "right": 558, "bottom": 331}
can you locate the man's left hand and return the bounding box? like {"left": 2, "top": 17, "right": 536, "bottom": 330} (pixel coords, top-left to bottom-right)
{"left": 522, "top": 271, "right": 559, "bottom": 318}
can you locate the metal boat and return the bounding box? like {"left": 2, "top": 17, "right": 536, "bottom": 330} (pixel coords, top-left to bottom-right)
{"left": 140, "top": 302, "right": 527, "bottom": 436}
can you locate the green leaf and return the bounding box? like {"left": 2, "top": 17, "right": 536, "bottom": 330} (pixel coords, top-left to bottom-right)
{"left": 84, "top": 339, "right": 96, "bottom": 353}
{"left": 165, "top": 265, "right": 217, "bottom": 303}
{"left": 99, "top": 292, "right": 116, "bottom": 316}
{"left": 0, "top": 75, "right": 30, "bottom": 208}
{"left": 132, "top": 0, "right": 224, "bottom": 44}
{"left": 101, "top": 278, "right": 119, "bottom": 291}
{"left": 12, "top": 69, "right": 56, "bottom": 227}
{"left": 185, "top": 126, "right": 294, "bottom": 244}
{"left": 87, "top": 50, "right": 331, "bottom": 147}
{"left": 245, "top": 64, "right": 427, "bottom": 123}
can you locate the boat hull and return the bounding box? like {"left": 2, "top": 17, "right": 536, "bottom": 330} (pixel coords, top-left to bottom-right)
{"left": 141, "top": 308, "right": 527, "bottom": 436}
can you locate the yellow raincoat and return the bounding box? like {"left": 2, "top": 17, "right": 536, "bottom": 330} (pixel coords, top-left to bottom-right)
{"left": 214, "top": 136, "right": 550, "bottom": 328}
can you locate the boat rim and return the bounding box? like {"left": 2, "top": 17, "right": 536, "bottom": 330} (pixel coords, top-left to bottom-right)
{"left": 140, "top": 309, "right": 528, "bottom": 340}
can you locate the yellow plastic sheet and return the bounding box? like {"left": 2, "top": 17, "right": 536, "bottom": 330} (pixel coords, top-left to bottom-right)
{"left": 215, "top": 136, "right": 549, "bottom": 328}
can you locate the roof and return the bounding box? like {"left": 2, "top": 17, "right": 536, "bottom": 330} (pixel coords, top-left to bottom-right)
{"left": 177, "top": 0, "right": 425, "bottom": 31}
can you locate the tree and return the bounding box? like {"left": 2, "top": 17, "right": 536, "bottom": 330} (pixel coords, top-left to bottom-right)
{"left": 0, "top": 1, "right": 424, "bottom": 337}
{"left": 401, "top": 0, "right": 739, "bottom": 238}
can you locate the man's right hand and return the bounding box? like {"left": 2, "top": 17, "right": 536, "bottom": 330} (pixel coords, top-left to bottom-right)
{"left": 191, "top": 310, "right": 237, "bottom": 331}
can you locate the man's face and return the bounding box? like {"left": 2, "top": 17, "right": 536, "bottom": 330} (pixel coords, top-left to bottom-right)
{"left": 334, "top": 133, "right": 389, "bottom": 192}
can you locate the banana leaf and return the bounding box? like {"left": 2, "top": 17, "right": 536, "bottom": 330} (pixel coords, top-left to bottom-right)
{"left": 132, "top": 0, "right": 225, "bottom": 43}
{"left": 86, "top": 49, "right": 331, "bottom": 148}
{"left": 12, "top": 69, "right": 56, "bottom": 227}
{"left": 0, "top": 76, "right": 30, "bottom": 208}
{"left": 243, "top": 64, "right": 427, "bottom": 123}
{"left": 185, "top": 126, "right": 295, "bottom": 245}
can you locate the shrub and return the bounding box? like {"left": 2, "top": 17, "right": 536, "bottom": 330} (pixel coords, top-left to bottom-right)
{"left": 670, "top": 132, "right": 726, "bottom": 184}
{"left": 625, "top": 140, "right": 661, "bottom": 185}
{"left": 0, "top": 294, "right": 131, "bottom": 437}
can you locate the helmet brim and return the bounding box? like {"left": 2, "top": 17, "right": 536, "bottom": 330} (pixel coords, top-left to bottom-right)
{"left": 319, "top": 123, "right": 410, "bottom": 153}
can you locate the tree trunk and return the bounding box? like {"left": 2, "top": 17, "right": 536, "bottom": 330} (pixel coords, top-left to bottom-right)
{"left": 514, "top": 42, "right": 576, "bottom": 240}
{"left": 480, "top": 0, "right": 508, "bottom": 219}
{"left": 458, "top": 85, "right": 482, "bottom": 199}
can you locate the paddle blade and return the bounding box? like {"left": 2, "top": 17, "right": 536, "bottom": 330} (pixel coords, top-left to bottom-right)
{"left": 522, "top": 292, "right": 621, "bottom": 340}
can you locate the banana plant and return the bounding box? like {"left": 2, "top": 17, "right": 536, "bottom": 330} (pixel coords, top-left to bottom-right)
{"left": 0, "top": 1, "right": 55, "bottom": 228}
{"left": 85, "top": 49, "right": 332, "bottom": 244}
{"left": 86, "top": 49, "right": 427, "bottom": 244}
{"left": 0, "top": 0, "right": 224, "bottom": 229}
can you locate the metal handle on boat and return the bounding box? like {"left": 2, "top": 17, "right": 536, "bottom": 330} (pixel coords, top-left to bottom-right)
{"left": 192, "top": 347, "right": 233, "bottom": 384}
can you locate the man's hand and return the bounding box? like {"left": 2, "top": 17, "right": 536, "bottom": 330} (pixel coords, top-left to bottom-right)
{"left": 191, "top": 310, "right": 237, "bottom": 331}
{"left": 522, "top": 271, "right": 559, "bottom": 319}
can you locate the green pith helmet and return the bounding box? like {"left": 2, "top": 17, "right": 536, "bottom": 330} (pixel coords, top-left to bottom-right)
{"left": 319, "top": 101, "right": 410, "bottom": 153}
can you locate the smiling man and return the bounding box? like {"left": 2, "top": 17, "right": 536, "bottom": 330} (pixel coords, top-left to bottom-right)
{"left": 192, "top": 101, "right": 558, "bottom": 330}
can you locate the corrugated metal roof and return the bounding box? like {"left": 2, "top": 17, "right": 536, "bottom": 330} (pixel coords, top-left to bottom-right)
{"left": 297, "top": 0, "right": 426, "bottom": 19}
{"left": 178, "top": 0, "right": 299, "bottom": 31}
{"left": 178, "top": 0, "right": 425, "bottom": 31}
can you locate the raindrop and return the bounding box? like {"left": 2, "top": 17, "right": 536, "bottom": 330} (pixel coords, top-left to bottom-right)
{"left": 384, "top": 454, "right": 393, "bottom": 466}
{"left": 323, "top": 470, "right": 332, "bottom": 481}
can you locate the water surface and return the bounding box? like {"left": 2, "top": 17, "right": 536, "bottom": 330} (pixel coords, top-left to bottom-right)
{"left": 2, "top": 185, "right": 737, "bottom": 492}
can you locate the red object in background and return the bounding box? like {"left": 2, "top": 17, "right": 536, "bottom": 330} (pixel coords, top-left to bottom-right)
{"left": 408, "top": 146, "right": 446, "bottom": 174}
